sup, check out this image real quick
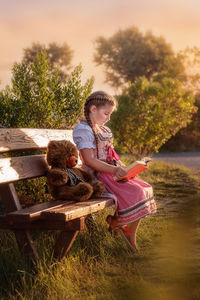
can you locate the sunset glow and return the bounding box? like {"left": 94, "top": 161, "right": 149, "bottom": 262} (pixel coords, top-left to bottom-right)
{"left": 1, "top": 0, "right": 200, "bottom": 93}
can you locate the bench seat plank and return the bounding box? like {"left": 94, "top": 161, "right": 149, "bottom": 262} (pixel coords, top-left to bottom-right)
{"left": 7, "top": 200, "right": 74, "bottom": 222}
{"left": 1, "top": 215, "right": 85, "bottom": 231}
{"left": 41, "top": 198, "right": 114, "bottom": 222}
{"left": 7, "top": 198, "right": 114, "bottom": 223}
{"left": 0, "top": 155, "right": 48, "bottom": 184}
{"left": 0, "top": 128, "right": 74, "bottom": 153}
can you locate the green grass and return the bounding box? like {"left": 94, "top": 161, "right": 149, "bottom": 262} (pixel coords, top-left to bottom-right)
{"left": 0, "top": 161, "right": 200, "bottom": 300}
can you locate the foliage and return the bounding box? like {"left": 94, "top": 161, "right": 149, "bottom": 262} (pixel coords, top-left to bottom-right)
{"left": 160, "top": 46, "right": 200, "bottom": 151}
{"left": 161, "top": 93, "right": 200, "bottom": 152}
{"left": 109, "top": 76, "right": 197, "bottom": 157}
{"left": 94, "top": 26, "right": 185, "bottom": 88}
{"left": 0, "top": 87, "right": 15, "bottom": 127}
{"left": 179, "top": 46, "right": 200, "bottom": 92}
{"left": 23, "top": 42, "right": 74, "bottom": 83}
{"left": 0, "top": 50, "right": 94, "bottom": 128}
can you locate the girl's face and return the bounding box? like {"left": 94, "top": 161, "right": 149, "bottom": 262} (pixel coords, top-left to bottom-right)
{"left": 89, "top": 103, "right": 114, "bottom": 126}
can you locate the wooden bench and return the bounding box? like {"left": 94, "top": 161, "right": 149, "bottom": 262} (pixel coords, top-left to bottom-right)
{"left": 0, "top": 128, "right": 114, "bottom": 261}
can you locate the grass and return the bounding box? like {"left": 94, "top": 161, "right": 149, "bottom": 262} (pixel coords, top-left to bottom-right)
{"left": 0, "top": 161, "right": 200, "bottom": 300}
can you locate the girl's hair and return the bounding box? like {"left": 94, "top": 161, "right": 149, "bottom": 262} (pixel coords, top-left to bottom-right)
{"left": 84, "top": 91, "right": 116, "bottom": 159}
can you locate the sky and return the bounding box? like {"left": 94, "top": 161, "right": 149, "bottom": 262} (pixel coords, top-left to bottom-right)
{"left": 0, "top": 0, "right": 200, "bottom": 94}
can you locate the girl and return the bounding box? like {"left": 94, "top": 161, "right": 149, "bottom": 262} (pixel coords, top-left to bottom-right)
{"left": 73, "top": 91, "right": 157, "bottom": 251}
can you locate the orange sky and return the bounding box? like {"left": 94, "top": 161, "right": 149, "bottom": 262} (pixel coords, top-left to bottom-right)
{"left": 1, "top": 0, "right": 200, "bottom": 94}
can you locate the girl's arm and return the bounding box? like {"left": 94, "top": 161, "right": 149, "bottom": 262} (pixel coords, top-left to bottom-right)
{"left": 80, "top": 148, "right": 127, "bottom": 178}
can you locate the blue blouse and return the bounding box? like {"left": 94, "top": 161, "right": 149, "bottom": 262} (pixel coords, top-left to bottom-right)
{"left": 73, "top": 120, "right": 113, "bottom": 162}
{"left": 73, "top": 122, "right": 96, "bottom": 150}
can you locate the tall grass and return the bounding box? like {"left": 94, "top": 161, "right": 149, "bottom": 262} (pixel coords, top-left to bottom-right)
{"left": 0, "top": 161, "right": 200, "bottom": 300}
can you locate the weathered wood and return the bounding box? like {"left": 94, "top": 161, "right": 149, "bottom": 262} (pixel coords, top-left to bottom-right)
{"left": 53, "top": 230, "right": 79, "bottom": 260}
{"left": 0, "top": 128, "right": 74, "bottom": 153}
{"left": 1, "top": 216, "right": 86, "bottom": 231}
{"left": 7, "top": 200, "right": 75, "bottom": 223}
{"left": 0, "top": 154, "right": 48, "bottom": 184}
{"left": 0, "top": 183, "right": 38, "bottom": 260}
{"left": 7, "top": 198, "right": 114, "bottom": 223}
{"left": 0, "top": 215, "right": 9, "bottom": 229}
{"left": 0, "top": 183, "right": 21, "bottom": 212}
{"left": 14, "top": 230, "right": 39, "bottom": 260}
{"left": 41, "top": 198, "right": 114, "bottom": 222}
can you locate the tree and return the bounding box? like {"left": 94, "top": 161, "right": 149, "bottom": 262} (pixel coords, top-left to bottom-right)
{"left": 0, "top": 50, "right": 94, "bottom": 128}
{"left": 0, "top": 87, "right": 14, "bottom": 127}
{"left": 23, "top": 42, "right": 74, "bottom": 83}
{"left": 160, "top": 93, "right": 200, "bottom": 152}
{"left": 94, "top": 26, "right": 185, "bottom": 89}
{"left": 160, "top": 46, "right": 200, "bottom": 152}
{"left": 109, "top": 76, "right": 197, "bottom": 158}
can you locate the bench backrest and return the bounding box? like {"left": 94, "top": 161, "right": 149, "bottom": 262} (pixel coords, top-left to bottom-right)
{"left": 0, "top": 128, "right": 77, "bottom": 213}
{"left": 0, "top": 128, "right": 75, "bottom": 184}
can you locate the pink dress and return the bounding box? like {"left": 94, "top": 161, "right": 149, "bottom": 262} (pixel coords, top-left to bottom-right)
{"left": 73, "top": 120, "right": 157, "bottom": 225}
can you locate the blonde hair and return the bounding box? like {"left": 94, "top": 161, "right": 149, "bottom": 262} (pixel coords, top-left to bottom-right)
{"left": 84, "top": 91, "right": 117, "bottom": 159}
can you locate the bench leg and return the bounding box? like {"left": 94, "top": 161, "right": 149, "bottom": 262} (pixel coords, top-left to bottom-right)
{"left": 14, "top": 229, "right": 39, "bottom": 262}
{"left": 0, "top": 184, "right": 39, "bottom": 263}
{"left": 53, "top": 230, "right": 79, "bottom": 260}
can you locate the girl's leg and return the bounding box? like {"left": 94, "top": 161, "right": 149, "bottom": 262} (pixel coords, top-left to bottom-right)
{"left": 127, "top": 219, "right": 141, "bottom": 250}
{"left": 106, "top": 215, "right": 141, "bottom": 250}
{"left": 120, "top": 219, "right": 141, "bottom": 251}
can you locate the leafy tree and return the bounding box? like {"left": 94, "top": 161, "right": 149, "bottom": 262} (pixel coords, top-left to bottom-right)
{"left": 0, "top": 50, "right": 94, "bottom": 128}
{"left": 161, "top": 93, "right": 200, "bottom": 152}
{"left": 94, "top": 26, "right": 186, "bottom": 89}
{"left": 179, "top": 46, "right": 200, "bottom": 91}
{"left": 160, "top": 46, "right": 200, "bottom": 152}
{"left": 23, "top": 42, "right": 74, "bottom": 83}
{"left": 0, "top": 87, "right": 14, "bottom": 127}
{"left": 109, "top": 76, "right": 197, "bottom": 158}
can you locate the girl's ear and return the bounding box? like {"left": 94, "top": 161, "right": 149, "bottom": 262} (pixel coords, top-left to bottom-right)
{"left": 90, "top": 105, "right": 97, "bottom": 113}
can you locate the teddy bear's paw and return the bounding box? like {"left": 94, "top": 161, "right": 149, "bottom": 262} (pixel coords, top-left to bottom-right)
{"left": 74, "top": 183, "right": 93, "bottom": 201}
{"left": 91, "top": 181, "right": 105, "bottom": 198}
{"left": 47, "top": 169, "right": 68, "bottom": 186}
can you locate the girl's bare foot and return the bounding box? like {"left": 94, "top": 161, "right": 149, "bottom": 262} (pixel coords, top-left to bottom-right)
{"left": 120, "top": 227, "right": 139, "bottom": 252}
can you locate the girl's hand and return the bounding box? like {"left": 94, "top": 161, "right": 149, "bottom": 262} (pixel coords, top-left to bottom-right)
{"left": 114, "top": 166, "right": 127, "bottom": 178}
{"left": 118, "top": 160, "right": 126, "bottom": 167}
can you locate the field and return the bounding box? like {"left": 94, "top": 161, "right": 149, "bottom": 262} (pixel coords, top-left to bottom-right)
{"left": 0, "top": 160, "right": 200, "bottom": 300}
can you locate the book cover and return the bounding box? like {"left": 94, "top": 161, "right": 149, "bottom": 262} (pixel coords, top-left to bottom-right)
{"left": 113, "top": 157, "right": 152, "bottom": 182}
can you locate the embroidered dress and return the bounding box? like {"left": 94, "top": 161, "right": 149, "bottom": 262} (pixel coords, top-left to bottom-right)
{"left": 73, "top": 120, "right": 157, "bottom": 225}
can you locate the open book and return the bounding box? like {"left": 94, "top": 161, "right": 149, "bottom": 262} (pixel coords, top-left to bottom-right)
{"left": 113, "top": 157, "right": 152, "bottom": 182}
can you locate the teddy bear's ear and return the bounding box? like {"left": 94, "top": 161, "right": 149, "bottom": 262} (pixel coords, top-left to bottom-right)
{"left": 47, "top": 140, "right": 58, "bottom": 149}
{"left": 47, "top": 140, "right": 62, "bottom": 167}
{"left": 47, "top": 141, "right": 60, "bottom": 156}
{"left": 46, "top": 140, "right": 78, "bottom": 168}
{"left": 63, "top": 140, "right": 78, "bottom": 157}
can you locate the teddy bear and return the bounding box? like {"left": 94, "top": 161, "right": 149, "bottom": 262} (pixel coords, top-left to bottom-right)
{"left": 46, "top": 140, "right": 105, "bottom": 202}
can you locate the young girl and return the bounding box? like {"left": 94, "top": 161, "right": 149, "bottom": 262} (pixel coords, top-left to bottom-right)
{"left": 73, "top": 91, "right": 157, "bottom": 251}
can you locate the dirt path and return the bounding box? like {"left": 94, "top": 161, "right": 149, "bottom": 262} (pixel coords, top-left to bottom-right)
{"left": 153, "top": 152, "right": 200, "bottom": 172}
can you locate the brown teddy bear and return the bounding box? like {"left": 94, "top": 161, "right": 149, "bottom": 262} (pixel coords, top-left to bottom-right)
{"left": 46, "top": 140, "right": 105, "bottom": 202}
